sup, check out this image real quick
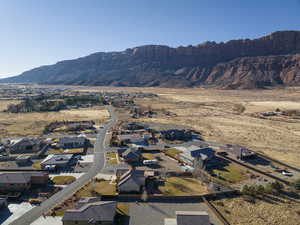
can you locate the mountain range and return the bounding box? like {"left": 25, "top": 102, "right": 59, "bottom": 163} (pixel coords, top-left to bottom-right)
{"left": 1, "top": 30, "right": 300, "bottom": 89}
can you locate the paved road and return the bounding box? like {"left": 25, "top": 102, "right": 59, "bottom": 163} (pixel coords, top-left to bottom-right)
{"left": 10, "top": 106, "right": 117, "bottom": 225}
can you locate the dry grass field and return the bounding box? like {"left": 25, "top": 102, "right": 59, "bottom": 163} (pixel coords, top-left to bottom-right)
{"left": 0, "top": 100, "right": 21, "bottom": 111}
{"left": 212, "top": 196, "right": 300, "bottom": 225}
{"left": 128, "top": 87, "right": 300, "bottom": 167}
{"left": 0, "top": 105, "right": 109, "bottom": 137}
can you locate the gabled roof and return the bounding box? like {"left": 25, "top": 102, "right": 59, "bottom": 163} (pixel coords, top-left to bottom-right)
{"left": 62, "top": 200, "right": 116, "bottom": 222}
{"left": 177, "top": 146, "right": 214, "bottom": 161}
{"left": 176, "top": 211, "right": 210, "bottom": 225}
{"left": 118, "top": 169, "right": 146, "bottom": 187}
{"left": 0, "top": 172, "right": 47, "bottom": 184}
{"left": 41, "top": 154, "right": 73, "bottom": 166}
{"left": 122, "top": 148, "right": 141, "bottom": 160}
{"left": 11, "top": 138, "right": 41, "bottom": 147}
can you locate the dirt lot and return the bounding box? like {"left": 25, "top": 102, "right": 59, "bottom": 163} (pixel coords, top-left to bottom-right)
{"left": 212, "top": 196, "right": 300, "bottom": 225}
{"left": 0, "top": 106, "right": 109, "bottom": 137}
{"left": 130, "top": 87, "right": 300, "bottom": 167}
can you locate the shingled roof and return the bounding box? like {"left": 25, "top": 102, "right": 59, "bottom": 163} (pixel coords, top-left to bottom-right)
{"left": 62, "top": 200, "right": 116, "bottom": 222}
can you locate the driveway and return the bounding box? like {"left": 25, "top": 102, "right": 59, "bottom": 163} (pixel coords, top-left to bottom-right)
{"left": 31, "top": 216, "right": 62, "bottom": 225}
{"left": 0, "top": 203, "right": 34, "bottom": 225}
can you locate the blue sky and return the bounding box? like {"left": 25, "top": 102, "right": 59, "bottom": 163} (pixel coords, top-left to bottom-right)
{"left": 1, "top": 0, "right": 300, "bottom": 77}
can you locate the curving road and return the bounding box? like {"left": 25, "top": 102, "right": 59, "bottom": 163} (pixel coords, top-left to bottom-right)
{"left": 10, "top": 106, "right": 117, "bottom": 225}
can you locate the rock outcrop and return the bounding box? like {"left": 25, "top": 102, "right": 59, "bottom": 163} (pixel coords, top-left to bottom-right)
{"left": 1, "top": 30, "right": 300, "bottom": 89}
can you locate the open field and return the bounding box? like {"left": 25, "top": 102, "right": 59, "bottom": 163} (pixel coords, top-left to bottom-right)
{"left": 212, "top": 196, "right": 300, "bottom": 225}
{"left": 0, "top": 100, "right": 21, "bottom": 111}
{"left": 0, "top": 106, "right": 108, "bottom": 137}
{"left": 128, "top": 87, "right": 300, "bottom": 167}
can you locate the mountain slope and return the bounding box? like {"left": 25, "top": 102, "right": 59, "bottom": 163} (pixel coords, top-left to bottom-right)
{"left": 1, "top": 30, "right": 300, "bottom": 88}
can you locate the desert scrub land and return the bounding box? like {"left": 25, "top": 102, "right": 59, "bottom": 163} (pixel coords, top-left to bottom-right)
{"left": 0, "top": 100, "right": 21, "bottom": 111}
{"left": 0, "top": 106, "right": 108, "bottom": 137}
{"left": 212, "top": 196, "right": 300, "bottom": 225}
{"left": 132, "top": 87, "right": 300, "bottom": 167}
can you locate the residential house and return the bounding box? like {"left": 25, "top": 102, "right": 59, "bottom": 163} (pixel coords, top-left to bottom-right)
{"left": 117, "top": 134, "right": 146, "bottom": 146}
{"left": 59, "top": 136, "right": 87, "bottom": 149}
{"left": 10, "top": 138, "right": 43, "bottom": 154}
{"left": 0, "top": 172, "right": 48, "bottom": 192}
{"left": 222, "top": 144, "right": 256, "bottom": 160}
{"left": 62, "top": 198, "right": 116, "bottom": 225}
{"left": 41, "top": 154, "right": 74, "bottom": 169}
{"left": 161, "top": 129, "right": 193, "bottom": 141}
{"left": 16, "top": 155, "right": 32, "bottom": 165}
{"left": 121, "top": 147, "right": 142, "bottom": 164}
{"left": 118, "top": 169, "right": 146, "bottom": 193}
{"left": 177, "top": 146, "right": 215, "bottom": 169}
{"left": 165, "top": 211, "right": 211, "bottom": 225}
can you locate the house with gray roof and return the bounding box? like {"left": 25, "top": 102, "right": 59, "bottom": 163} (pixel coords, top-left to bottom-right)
{"left": 40, "top": 154, "right": 74, "bottom": 169}
{"left": 10, "top": 138, "right": 43, "bottom": 154}
{"left": 222, "top": 144, "right": 256, "bottom": 160}
{"left": 176, "top": 146, "right": 215, "bottom": 169}
{"left": 0, "top": 172, "right": 48, "bottom": 192}
{"left": 62, "top": 198, "right": 116, "bottom": 225}
{"left": 59, "top": 136, "right": 87, "bottom": 149}
{"left": 165, "top": 211, "right": 211, "bottom": 225}
{"left": 122, "top": 147, "right": 142, "bottom": 164}
{"left": 118, "top": 169, "right": 146, "bottom": 193}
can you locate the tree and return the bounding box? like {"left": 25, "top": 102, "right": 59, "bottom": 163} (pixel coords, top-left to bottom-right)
{"left": 255, "top": 184, "right": 265, "bottom": 195}
{"left": 292, "top": 179, "right": 300, "bottom": 190}
{"left": 271, "top": 181, "right": 284, "bottom": 192}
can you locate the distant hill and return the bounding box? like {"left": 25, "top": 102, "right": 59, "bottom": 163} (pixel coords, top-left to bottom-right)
{"left": 1, "top": 30, "right": 300, "bottom": 89}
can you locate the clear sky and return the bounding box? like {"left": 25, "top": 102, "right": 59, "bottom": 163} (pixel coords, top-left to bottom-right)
{"left": 1, "top": 0, "right": 300, "bottom": 78}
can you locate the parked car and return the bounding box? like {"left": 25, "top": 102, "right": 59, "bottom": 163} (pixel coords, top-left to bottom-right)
{"left": 282, "top": 170, "right": 293, "bottom": 176}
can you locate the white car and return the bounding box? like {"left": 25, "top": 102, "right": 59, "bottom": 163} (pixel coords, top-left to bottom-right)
{"left": 282, "top": 170, "right": 293, "bottom": 176}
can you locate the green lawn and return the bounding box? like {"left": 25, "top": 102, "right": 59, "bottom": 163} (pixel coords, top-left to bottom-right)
{"left": 213, "top": 164, "right": 248, "bottom": 183}
{"left": 107, "top": 152, "right": 119, "bottom": 165}
{"left": 142, "top": 153, "right": 155, "bottom": 160}
{"left": 164, "top": 148, "right": 182, "bottom": 159}
{"left": 51, "top": 176, "right": 76, "bottom": 185}
{"left": 159, "top": 177, "right": 207, "bottom": 196}
{"left": 32, "top": 160, "right": 42, "bottom": 169}
{"left": 47, "top": 148, "right": 64, "bottom": 154}
{"left": 77, "top": 180, "right": 117, "bottom": 197}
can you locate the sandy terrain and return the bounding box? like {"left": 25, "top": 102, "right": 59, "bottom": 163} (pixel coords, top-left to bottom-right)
{"left": 0, "top": 107, "right": 108, "bottom": 138}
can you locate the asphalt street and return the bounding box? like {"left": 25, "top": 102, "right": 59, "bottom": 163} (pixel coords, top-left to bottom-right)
{"left": 10, "top": 105, "right": 117, "bottom": 225}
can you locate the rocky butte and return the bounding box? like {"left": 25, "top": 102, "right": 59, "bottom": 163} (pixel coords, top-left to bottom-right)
{"left": 1, "top": 30, "right": 300, "bottom": 89}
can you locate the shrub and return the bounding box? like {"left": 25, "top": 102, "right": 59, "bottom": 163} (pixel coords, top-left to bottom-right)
{"left": 292, "top": 179, "right": 300, "bottom": 190}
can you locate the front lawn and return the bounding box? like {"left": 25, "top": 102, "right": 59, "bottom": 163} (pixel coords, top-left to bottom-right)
{"left": 32, "top": 160, "right": 42, "bottom": 169}
{"left": 52, "top": 176, "right": 76, "bottom": 185}
{"left": 142, "top": 153, "right": 155, "bottom": 160}
{"left": 76, "top": 180, "right": 117, "bottom": 197}
{"left": 164, "top": 148, "right": 182, "bottom": 159}
{"left": 159, "top": 177, "right": 207, "bottom": 196}
{"left": 213, "top": 164, "right": 248, "bottom": 184}
{"left": 107, "top": 152, "right": 119, "bottom": 165}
